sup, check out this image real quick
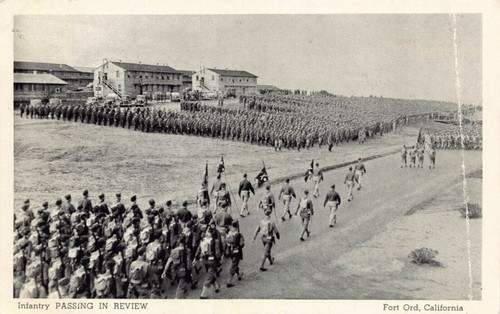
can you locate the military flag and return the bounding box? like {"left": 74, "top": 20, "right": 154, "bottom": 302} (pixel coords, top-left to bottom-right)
{"left": 202, "top": 163, "right": 208, "bottom": 187}
{"left": 255, "top": 161, "right": 269, "bottom": 188}
{"left": 304, "top": 159, "right": 314, "bottom": 182}
{"left": 217, "top": 156, "right": 225, "bottom": 175}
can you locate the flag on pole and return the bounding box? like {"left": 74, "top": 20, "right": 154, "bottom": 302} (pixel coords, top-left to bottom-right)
{"left": 255, "top": 161, "right": 269, "bottom": 188}
{"left": 202, "top": 163, "right": 208, "bottom": 187}
{"left": 217, "top": 156, "right": 225, "bottom": 175}
{"left": 304, "top": 159, "right": 314, "bottom": 182}
{"left": 417, "top": 127, "right": 423, "bottom": 144}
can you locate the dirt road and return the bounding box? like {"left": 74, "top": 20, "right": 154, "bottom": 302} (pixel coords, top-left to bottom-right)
{"left": 192, "top": 150, "right": 481, "bottom": 299}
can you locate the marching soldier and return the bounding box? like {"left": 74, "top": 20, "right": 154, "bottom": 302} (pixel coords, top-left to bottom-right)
{"left": 78, "top": 190, "right": 93, "bottom": 214}
{"left": 259, "top": 185, "right": 276, "bottom": 214}
{"left": 127, "top": 246, "right": 155, "bottom": 299}
{"left": 354, "top": 158, "right": 367, "bottom": 190}
{"left": 429, "top": 148, "right": 436, "bottom": 169}
{"left": 197, "top": 183, "right": 210, "bottom": 208}
{"left": 225, "top": 220, "right": 244, "bottom": 288}
{"left": 295, "top": 190, "right": 314, "bottom": 241}
{"left": 400, "top": 145, "right": 407, "bottom": 168}
{"left": 162, "top": 234, "right": 191, "bottom": 299}
{"left": 252, "top": 208, "right": 279, "bottom": 272}
{"left": 210, "top": 174, "right": 223, "bottom": 212}
{"left": 323, "top": 184, "right": 341, "bottom": 228}
{"left": 196, "top": 228, "right": 221, "bottom": 299}
{"left": 344, "top": 167, "right": 358, "bottom": 202}
{"left": 278, "top": 178, "right": 296, "bottom": 221}
{"left": 312, "top": 163, "right": 324, "bottom": 198}
{"left": 238, "top": 173, "right": 255, "bottom": 217}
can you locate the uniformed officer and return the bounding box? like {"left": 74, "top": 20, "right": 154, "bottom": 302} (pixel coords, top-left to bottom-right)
{"left": 324, "top": 184, "right": 341, "bottom": 227}
{"left": 278, "top": 178, "right": 296, "bottom": 221}
{"left": 238, "top": 173, "right": 255, "bottom": 217}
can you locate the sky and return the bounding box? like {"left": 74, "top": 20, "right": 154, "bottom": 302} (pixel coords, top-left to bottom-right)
{"left": 14, "top": 14, "right": 481, "bottom": 104}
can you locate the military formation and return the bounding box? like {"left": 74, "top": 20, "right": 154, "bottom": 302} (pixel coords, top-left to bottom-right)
{"left": 14, "top": 189, "right": 245, "bottom": 299}
{"left": 423, "top": 125, "right": 482, "bottom": 150}
{"left": 19, "top": 92, "right": 462, "bottom": 152}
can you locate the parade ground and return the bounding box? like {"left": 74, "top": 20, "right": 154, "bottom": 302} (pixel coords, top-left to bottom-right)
{"left": 14, "top": 111, "right": 482, "bottom": 299}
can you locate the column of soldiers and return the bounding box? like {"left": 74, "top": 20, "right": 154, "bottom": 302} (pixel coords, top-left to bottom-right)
{"left": 14, "top": 188, "right": 245, "bottom": 299}
{"left": 20, "top": 91, "right": 459, "bottom": 153}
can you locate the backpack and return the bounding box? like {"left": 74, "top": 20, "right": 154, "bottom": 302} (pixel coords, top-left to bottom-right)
{"left": 48, "top": 260, "right": 62, "bottom": 283}
{"left": 218, "top": 191, "right": 229, "bottom": 207}
{"left": 89, "top": 250, "right": 100, "bottom": 270}
{"left": 113, "top": 255, "right": 124, "bottom": 275}
{"left": 170, "top": 246, "right": 184, "bottom": 265}
{"left": 68, "top": 247, "right": 81, "bottom": 259}
{"left": 225, "top": 229, "right": 242, "bottom": 255}
{"left": 106, "top": 237, "right": 117, "bottom": 252}
{"left": 69, "top": 267, "right": 86, "bottom": 294}
{"left": 299, "top": 198, "right": 311, "bottom": 217}
{"left": 140, "top": 226, "right": 152, "bottom": 244}
{"left": 182, "top": 225, "right": 192, "bottom": 238}
{"left": 200, "top": 238, "right": 213, "bottom": 259}
{"left": 226, "top": 229, "right": 238, "bottom": 246}
{"left": 94, "top": 273, "right": 112, "bottom": 297}
{"left": 20, "top": 280, "right": 39, "bottom": 298}
{"left": 260, "top": 220, "right": 274, "bottom": 242}
{"left": 129, "top": 261, "right": 148, "bottom": 284}
{"left": 146, "top": 242, "right": 161, "bottom": 262}
{"left": 197, "top": 207, "right": 209, "bottom": 225}
{"left": 261, "top": 193, "right": 271, "bottom": 208}
{"left": 124, "top": 243, "right": 137, "bottom": 260}
{"left": 13, "top": 251, "right": 25, "bottom": 273}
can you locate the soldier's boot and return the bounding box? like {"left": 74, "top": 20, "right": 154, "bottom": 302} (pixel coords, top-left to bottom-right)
{"left": 227, "top": 274, "right": 235, "bottom": 288}
{"left": 200, "top": 286, "right": 209, "bottom": 299}
{"left": 259, "top": 257, "right": 267, "bottom": 271}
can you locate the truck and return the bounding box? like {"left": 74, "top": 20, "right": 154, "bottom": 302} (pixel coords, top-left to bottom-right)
{"left": 171, "top": 92, "right": 181, "bottom": 102}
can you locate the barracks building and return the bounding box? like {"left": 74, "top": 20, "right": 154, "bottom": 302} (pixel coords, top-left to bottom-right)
{"left": 192, "top": 68, "right": 258, "bottom": 96}
{"left": 93, "top": 60, "right": 184, "bottom": 99}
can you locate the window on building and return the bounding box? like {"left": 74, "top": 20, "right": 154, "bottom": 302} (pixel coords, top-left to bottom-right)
{"left": 140, "top": 75, "right": 142, "bottom": 78}
{"left": 221, "top": 78, "right": 223, "bottom": 82}
{"left": 246, "top": 79, "right": 249, "bottom": 82}
{"left": 196, "top": 76, "right": 199, "bottom": 81}
{"left": 162, "top": 76, "right": 165, "bottom": 79}
{"left": 145, "top": 76, "right": 148, "bottom": 79}
{"left": 127, "top": 74, "right": 131, "bottom": 78}
{"left": 118, "top": 84, "right": 121, "bottom": 90}
{"left": 212, "top": 75, "right": 214, "bottom": 81}
{"left": 55, "top": 87, "right": 61, "bottom": 93}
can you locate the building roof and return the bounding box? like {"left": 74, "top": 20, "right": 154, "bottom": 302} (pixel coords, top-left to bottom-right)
{"left": 14, "top": 61, "right": 79, "bottom": 73}
{"left": 206, "top": 68, "right": 257, "bottom": 78}
{"left": 14, "top": 73, "right": 68, "bottom": 85}
{"left": 72, "top": 66, "right": 95, "bottom": 73}
{"left": 111, "top": 61, "right": 181, "bottom": 74}
{"left": 179, "top": 70, "right": 196, "bottom": 76}
{"left": 257, "top": 85, "right": 280, "bottom": 90}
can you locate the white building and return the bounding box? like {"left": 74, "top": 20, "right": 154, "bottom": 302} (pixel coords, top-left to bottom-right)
{"left": 192, "top": 68, "right": 258, "bottom": 96}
